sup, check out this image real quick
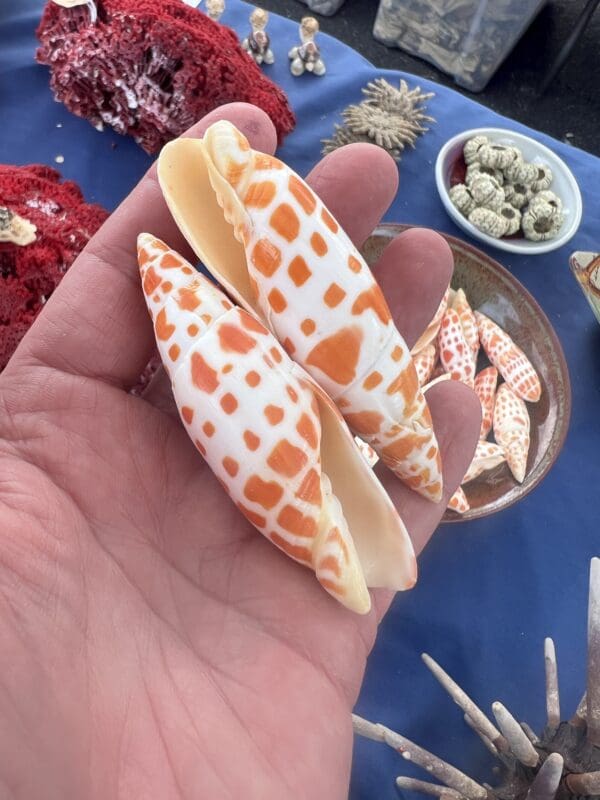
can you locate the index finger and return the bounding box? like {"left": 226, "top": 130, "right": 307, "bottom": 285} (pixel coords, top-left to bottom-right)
{"left": 7, "top": 103, "right": 278, "bottom": 389}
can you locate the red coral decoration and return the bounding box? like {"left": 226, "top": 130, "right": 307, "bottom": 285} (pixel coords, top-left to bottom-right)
{"left": 36, "top": 0, "right": 296, "bottom": 154}
{"left": 0, "top": 164, "right": 108, "bottom": 371}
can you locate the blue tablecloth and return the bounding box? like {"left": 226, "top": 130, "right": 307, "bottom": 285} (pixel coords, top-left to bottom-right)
{"left": 1, "top": 2, "right": 599, "bottom": 798}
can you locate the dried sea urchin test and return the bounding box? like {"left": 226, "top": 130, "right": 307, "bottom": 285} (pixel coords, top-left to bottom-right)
{"left": 468, "top": 207, "right": 508, "bottom": 239}
{"left": 507, "top": 182, "right": 534, "bottom": 210}
{"left": 504, "top": 157, "right": 538, "bottom": 186}
{"left": 478, "top": 143, "right": 519, "bottom": 170}
{"left": 469, "top": 175, "right": 505, "bottom": 212}
{"left": 449, "top": 184, "right": 476, "bottom": 216}
{"left": 465, "top": 162, "right": 504, "bottom": 186}
{"left": 463, "top": 135, "right": 488, "bottom": 165}
{"left": 530, "top": 190, "right": 563, "bottom": 214}
{"left": 531, "top": 164, "right": 553, "bottom": 192}
{"left": 499, "top": 203, "right": 521, "bottom": 236}
{"left": 522, "top": 203, "right": 564, "bottom": 242}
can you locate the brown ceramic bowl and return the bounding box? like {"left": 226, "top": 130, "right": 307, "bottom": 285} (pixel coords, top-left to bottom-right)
{"left": 362, "top": 224, "right": 571, "bottom": 522}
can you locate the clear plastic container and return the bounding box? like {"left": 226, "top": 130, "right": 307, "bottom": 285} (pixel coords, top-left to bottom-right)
{"left": 373, "top": 0, "right": 548, "bottom": 92}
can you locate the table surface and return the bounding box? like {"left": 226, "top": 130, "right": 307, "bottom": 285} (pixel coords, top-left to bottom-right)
{"left": 1, "top": 2, "right": 599, "bottom": 798}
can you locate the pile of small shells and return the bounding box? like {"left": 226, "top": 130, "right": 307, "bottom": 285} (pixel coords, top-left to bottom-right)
{"left": 411, "top": 285, "right": 542, "bottom": 515}
{"left": 449, "top": 136, "right": 564, "bottom": 242}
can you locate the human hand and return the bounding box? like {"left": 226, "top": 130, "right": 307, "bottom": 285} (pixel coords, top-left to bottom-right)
{"left": 0, "top": 103, "right": 480, "bottom": 799}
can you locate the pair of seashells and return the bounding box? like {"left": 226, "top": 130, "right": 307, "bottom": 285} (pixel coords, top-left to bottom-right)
{"left": 139, "top": 121, "right": 446, "bottom": 613}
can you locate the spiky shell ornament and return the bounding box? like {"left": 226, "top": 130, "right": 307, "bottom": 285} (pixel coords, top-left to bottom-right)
{"left": 322, "top": 79, "right": 434, "bottom": 162}
{"left": 354, "top": 558, "right": 600, "bottom": 800}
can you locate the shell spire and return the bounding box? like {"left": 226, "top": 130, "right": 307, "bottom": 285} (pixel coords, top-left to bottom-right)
{"left": 474, "top": 366, "right": 498, "bottom": 439}
{"left": 138, "top": 234, "right": 417, "bottom": 613}
{"left": 493, "top": 384, "right": 530, "bottom": 484}
{"left": 158, "top": 120, "right": 443, "bottom": 502}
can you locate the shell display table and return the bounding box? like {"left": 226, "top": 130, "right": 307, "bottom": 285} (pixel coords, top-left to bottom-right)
{"left": 1, "top": 1, "right": 599, "bottom": 798}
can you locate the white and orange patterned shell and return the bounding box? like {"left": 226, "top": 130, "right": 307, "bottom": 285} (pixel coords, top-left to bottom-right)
{"left": 462, "top": 440, "right": 506, "bottom": 484}
{"left": 438, "top": 306, "right": 475, "bottom": 387}
{"left": 452, "top": 288, "right": 479, "bottom": 359}
{"left": 411, "top": 287, "right": 449, "bottom": 356}
{"left": 412, "top": 343, "right": 437, "bottom": 387}
{"left": 475, "top": 311, "right": 541, "bottom": 403}
{"left": 158, "top": 120, "right": 443, "bottom": 503}
{"left": 474, "top": 366, "right": 499, "bottom": 440}
{"left": 138, "top": 234, "right": 417, "bottom": 613}
{"left": 448, "top": 486, "right": 470, "bottom": 514}
{"left": 493, "top": 383, "right": 531, "bottom": 484}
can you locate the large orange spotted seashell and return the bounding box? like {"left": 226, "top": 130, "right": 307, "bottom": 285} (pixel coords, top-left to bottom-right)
{"left": 138, "top": 233, "right": 417, "bottom": 614}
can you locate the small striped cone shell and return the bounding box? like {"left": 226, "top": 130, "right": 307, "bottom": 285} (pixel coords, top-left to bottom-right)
{"left": 474, "top": 366, "right": 499, "bottom": 439}
{"left": 493, "top": 383, "right": 530, "bottom": 484}
{"left": 475, "top": 311, "right": 541, "bottom": 402}
{"left": 411, "top": 287, "right": 450, "bottom": 355}
{"left": 452, "top": 288, "right": 479, "bottom": 359}
{"left": 158, "top": 120, "right": 443, "bottom": 502}
{"left": 412, "top": 343, "right": 437, "bottom": 387}
{"left": 448, "top": 486, "right": 470, "bottom": 514}
{"left": 438, "top": 307, "right": 476, "bottom": 387}
{"left": 462, "top": 440, "right": 506, "bottom": 484}
{"left": 138, "top": 234, "right": 417, "bottom": 613}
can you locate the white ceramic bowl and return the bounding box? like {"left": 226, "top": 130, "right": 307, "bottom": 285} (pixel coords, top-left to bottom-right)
{"left": 435, "top": 127, "right": 583, "bottom": 254}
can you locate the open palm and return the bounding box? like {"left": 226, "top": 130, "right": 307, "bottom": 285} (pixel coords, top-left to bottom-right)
{"left": 0, "top": 104, "right": 479, "bottom": 799}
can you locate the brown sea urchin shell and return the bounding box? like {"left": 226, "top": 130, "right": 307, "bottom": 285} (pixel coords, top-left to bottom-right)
{"left": 354, "top": 559, "right": 600, "bottom": 800}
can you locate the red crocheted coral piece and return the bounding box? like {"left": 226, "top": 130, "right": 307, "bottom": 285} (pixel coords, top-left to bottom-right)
{"left": 0, "top": 165, "right": 108, "bottom": 371}
{"left": 36, "top": 0, "right": 296, "bottom": 154}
